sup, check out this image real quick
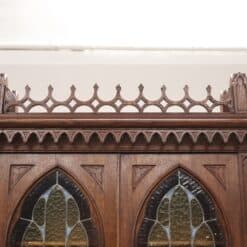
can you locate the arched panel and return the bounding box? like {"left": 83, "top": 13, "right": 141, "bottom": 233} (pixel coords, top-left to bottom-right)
{"left": 136, "top": 169, "right": 226, "bottom": 247}
{"left": 9, "top": 169, "right": 101, "bottom": 247}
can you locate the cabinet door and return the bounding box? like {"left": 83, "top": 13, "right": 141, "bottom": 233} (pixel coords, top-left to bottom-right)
{"left": 120, "top": 154, "right": 242, "bottom": 247}
{"left": 0, "top": 154, "right": 118, "bottom": 247}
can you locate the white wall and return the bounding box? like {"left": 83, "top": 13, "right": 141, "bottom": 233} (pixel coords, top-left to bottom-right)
{"left": 1, "top": 0, "right": 247, "bottom": 48}
{"left": 0, "top": 50, "right": 247, "bottom": 108}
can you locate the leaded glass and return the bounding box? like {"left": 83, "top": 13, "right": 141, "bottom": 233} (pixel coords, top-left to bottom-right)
{"left": 137, "top": 169, "right": 226, "bottom": 247}
{"left": 148, "top": 223, "right": 168, "bottom": 247}
{"left": 10, "top": 170, "right": 99, "bottom": 247}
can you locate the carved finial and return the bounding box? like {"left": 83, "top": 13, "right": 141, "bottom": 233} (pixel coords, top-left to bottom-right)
{"left": 116, "top": 84, "right": 121, "bottom": 93}
{"left": 25, "top": 85, "right": 31, "bottom": 92}
{"left": 161, "top": 85, "right": 166, "bottom": 91}
{"left": 230, "top": 72, "right": 247, "bottom": 85}
{"left": 183, "top": 85, "right": 189, "bottom": 94}
{"left": 206, "top": 85, "right": 212, "bottom": 95}
{"left": 48, "top": 85, "right": 53, "bottom": 92}
{"left": 0, "top": 73, "right": 8, "bottom": 86}
{"left": 47, "top": 85, "right": 54, "bottom": 97}
{"left": 70, "top": 85, "right": 76, "bottom": 93}
{"left": 0, "top": 74, "right": 17, "bottom": 113}
{"left": 93, "top": 83, "right": 99, "bottom": 92}
{"left": 138, "top": 84, "right": 144, "bottom": 92}
{"left": 229, "top": 72, "right": 247, "bottom": 112}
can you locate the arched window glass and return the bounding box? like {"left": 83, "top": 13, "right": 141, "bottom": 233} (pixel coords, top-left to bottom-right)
{"left": 137, "top": 169, "right": 226, "bottom": 247}
{"left": 10, "top": 170, "right": 100, "bottom": 247}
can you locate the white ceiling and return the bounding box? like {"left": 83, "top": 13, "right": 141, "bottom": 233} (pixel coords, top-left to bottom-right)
{"left": 1, "top": 50, "right": 247, "bottom": 65}
{"left": 1, "top": 0, "right": 247, "bottom": 48}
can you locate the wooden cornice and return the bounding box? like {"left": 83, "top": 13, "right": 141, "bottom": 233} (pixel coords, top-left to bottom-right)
{"left": 0, "top": 113, "right": 247, "bottom": 129}
{"left": 0, "top": 73, "right": 246, "bottom": 150}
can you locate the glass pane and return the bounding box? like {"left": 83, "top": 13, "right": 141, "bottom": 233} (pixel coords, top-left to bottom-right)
{"left": 191, "top": 199, "right": 203, "bottom": 227}
{"left": 67, "top": 198, "right": 80, "bottom": 227}
{"left": 148, "top": 223, "right": 168, "bottom": 247}
{"left": 170, "top": 187, "right": 190, "bottom": 245}
{"left": 157, "top": 198, "right": 169, "bottom": 226}
{"left": 23, "top": 223, "right": 42, "bottom": 245}
{"left": 45, "top": 186, "right": 66, "bottom": 243}
{"left": 194, "top": 224, "right": 214, "bottom": 247}
{"left": 138, "top": 169, "right": 226, "bottom": 247}
{"left": 10, "top": 170, "right": 99, "bottom": 247}
{"left": 33, "top": 198, "right": 45, "bottom": 226}
{"left": 67, "top": 223, "right": 88, "bottom": 247}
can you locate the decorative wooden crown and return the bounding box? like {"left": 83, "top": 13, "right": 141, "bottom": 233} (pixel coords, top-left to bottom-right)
{"left": 0, "top": 72, "right": 247, "bottom": 114}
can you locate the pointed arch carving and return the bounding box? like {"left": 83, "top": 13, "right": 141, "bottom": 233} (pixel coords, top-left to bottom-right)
{"left": 136, "top": 168, "right": 228, "bottom": 247}
{"left": 8, "top": 169, "right": 103, "bottom": 247}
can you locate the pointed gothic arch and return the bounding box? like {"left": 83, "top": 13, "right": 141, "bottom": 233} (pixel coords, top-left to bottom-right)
{"left": 8, "top": 168, "right": 103, "bottom": 247}
{"left": 136, "top": 167, "right": 229, "bottom": 247}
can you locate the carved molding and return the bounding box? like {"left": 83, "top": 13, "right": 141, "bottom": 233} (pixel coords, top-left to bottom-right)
{"left": 204, "top": 164, "right": 226, "bottom": 190}
{"left": 9, "top": 164, "right": 34, "bottom": 192}
{"left": 132, "top": 165, "right": 155, "bottom": 190}
{"left": 0, "top": 128, "right": 247, "bottom": 145}
{"left": 81, "top": 165, "right": 104, "bottom": 189}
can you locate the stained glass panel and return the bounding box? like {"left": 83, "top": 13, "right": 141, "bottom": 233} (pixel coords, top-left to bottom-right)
{"left": 67, "top": 223, "right": 88, "bottom": 247}
{"left": 148, "top": 223, "right": 168, "bottom": 247}
{"left": 137, "top": 169, "right": 226, "bottom": 247}
{"left": 10, "top": 170, "right": 99, "bottom": 247}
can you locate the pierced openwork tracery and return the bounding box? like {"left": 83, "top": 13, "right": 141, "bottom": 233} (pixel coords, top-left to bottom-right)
{"left": 10, "top": 170, "right": 100, "bottom": 247}
{"left": 3, "top": 83, "right": 230, "bottom": 113}
{"left": 137, "top": 169, "right": 226, "bottom": 247}
{"left": 2, "top": 72, "right": 247, "bottom": 113}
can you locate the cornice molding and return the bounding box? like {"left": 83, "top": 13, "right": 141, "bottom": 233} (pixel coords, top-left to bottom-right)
{"left": 1, "top": 128, "right": 247, "bottom": 145}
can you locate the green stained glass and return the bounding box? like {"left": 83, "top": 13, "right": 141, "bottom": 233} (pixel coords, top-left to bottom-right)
{"left": 33, "top": 198, "right": 45, "bottom": 226}
{"left": 148, "top": 223, "right": 168, "bottom": 247}
{"left": 191, "top": 199, "right": 203, "bottom": 227}
{"left": 68, "top": 198, "right": 80, "bottom": 227}
{"left": 194, "top": 223, "right": 214, "bottom": 247}
{"left": 157, "top": 198, "right": 169, "bottom": 226}
{"left": 67, "top": 223, "right": 88, "bottom": 247}
{"left": 23, "top": 222, "right": 42, "bottom": 245}
{"left": 11, "top": 171, "right": 98, "bottom": 247}
{"left": 45, "top": 185, "right": 66, "bottom": 243}
{"left": 170, "top": 187, "right": 190, "bottom": 245}
{"left": 141, "top": 170, "right": 225, "bottom": 247}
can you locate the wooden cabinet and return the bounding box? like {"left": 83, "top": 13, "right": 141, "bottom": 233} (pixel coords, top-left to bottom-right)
{"left": 0, "top": 73, "right": 246, "bottom": 246}
{"left": 0, "top": 154, "right": 118, "bottom": 247}
{"left": 120, "top": 154, "right": 242, "bottom": 247}
{"left": 0, "top": 153, "right": 244, "bottom": 246}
